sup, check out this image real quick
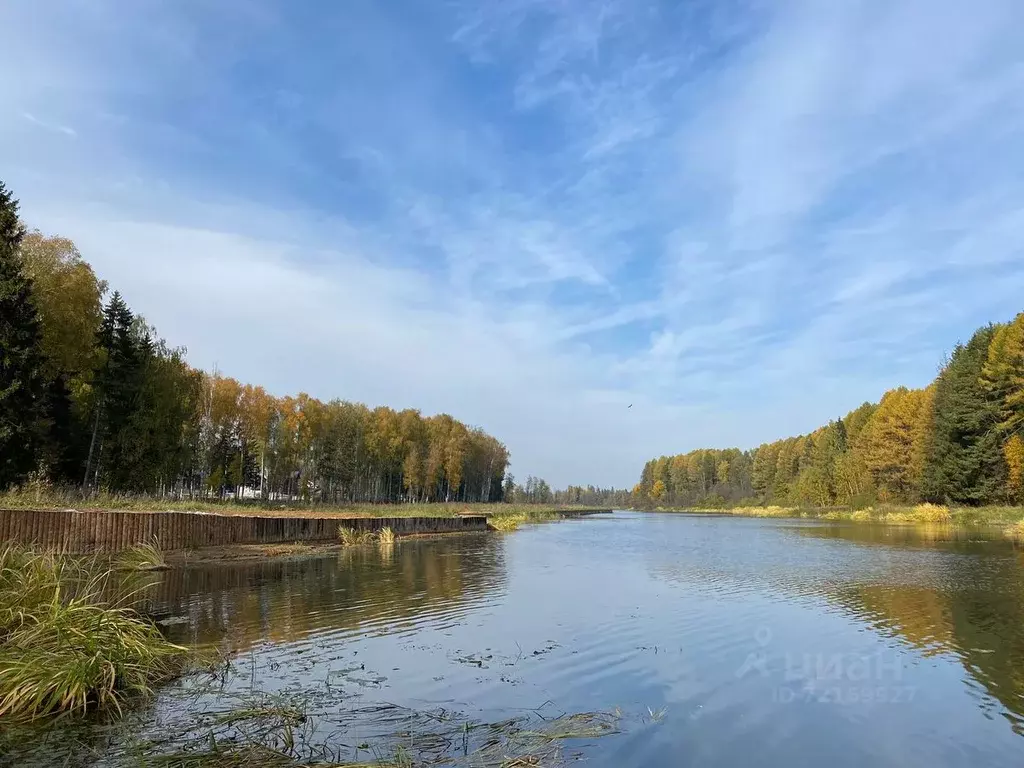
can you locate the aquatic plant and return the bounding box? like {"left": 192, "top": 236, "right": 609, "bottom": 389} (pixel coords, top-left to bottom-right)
{"left": 377, "top": 526, "right": 396, "bottom": 545}
{"left": 122, "top": 688, "right": 621, "bottom": 768}
{"left": 339, "top": 527, "right": 376, "bottom": 546}
{"left": 0, "top": 547, "right": 188, "bottom": 722}
{"left": 489, "top": 513, "right": 527, "bottom": 532}
{"left": 116, "top": 539, "right": 169, "bottom": 572}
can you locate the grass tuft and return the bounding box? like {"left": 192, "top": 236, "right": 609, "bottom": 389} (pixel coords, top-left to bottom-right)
{"left": 338, "top": 527, "right": 376, "bottom": 547}
{"left": 489, "top": 514, "right": 527, "bottom": 532}
{"left": 116, "top": 539, "right": 169, "bottom": 572}
{"left": 376, "top": 527, "right": 396, "bottom": 545}
{"left": 0, "top": 546, "right": 188, "bottom": 723}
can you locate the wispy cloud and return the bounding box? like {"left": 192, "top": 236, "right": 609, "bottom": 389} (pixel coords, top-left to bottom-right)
{"left": 21, "top": 112, "right": 76, "bottom": 138}
{"left": 2, "top": 0, "right": 1023, "bottom": 485}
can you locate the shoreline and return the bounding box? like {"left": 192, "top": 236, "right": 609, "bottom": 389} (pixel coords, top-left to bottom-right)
{"left": 0, "top": 505, "right": 613, "bottom": 558}
{"left": 165, "top": 530, "right": 492, "bottom": 565}
{"left": 642, "top": 504, "right": 1024, "bottom": 536}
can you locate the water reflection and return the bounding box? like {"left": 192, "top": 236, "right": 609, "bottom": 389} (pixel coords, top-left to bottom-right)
{"left": 18, "top": 514, "right": 1024, "bottom": 768}
{"left": 144, "top": 533, "right": 506, "bottom": 652}
{"left": 801, "top": 523, "right": 1024, "bottom": 731}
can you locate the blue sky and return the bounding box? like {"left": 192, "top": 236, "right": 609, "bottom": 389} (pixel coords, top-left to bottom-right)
{"left": 2, "top": 0, "right": 1023, "bottom": 488}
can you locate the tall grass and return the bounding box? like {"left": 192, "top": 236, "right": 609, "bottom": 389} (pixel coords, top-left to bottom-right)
{"left": 377, "top": 526, "right": 396, "bottom": 545}
{"left": 116, "top": 539, "right": 169, "bottom": 571}
{"left": 0, "top": 547, "right": 188, "bottom": 722}
{"left": 489, "top": 514, "right": 528, "bottom": 532}
{"left": 338, "top": 527, "right": 376, "bottom": 546}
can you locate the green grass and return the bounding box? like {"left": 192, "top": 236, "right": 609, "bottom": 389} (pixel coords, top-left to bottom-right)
{"left": 0, "top": 547, "right": 188, "bottom": 723}
{"left": 116, "top": 539, "right": 170, "bottom": 572}
{"left": 0, "top": 485, "right": 601, "bottom": 520}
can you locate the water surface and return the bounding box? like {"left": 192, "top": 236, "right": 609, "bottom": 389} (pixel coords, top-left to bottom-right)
{"left": 31, "top": 513, "right": 1024, "bottom": 766}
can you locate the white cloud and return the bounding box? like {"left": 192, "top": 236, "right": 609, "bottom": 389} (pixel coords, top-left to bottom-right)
{"left": 3, "top": 0, "right": 1024, "bottom": 487}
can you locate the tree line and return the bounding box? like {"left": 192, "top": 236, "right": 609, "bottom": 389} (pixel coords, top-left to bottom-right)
{"left": 498, "top": 474, "right": 630, "bottom": 507}
{"left": 0, "top": 181, "right": 511, "bottom": 503}
{"left": 636, "top": 313, "right": 1024, "bottom": 508}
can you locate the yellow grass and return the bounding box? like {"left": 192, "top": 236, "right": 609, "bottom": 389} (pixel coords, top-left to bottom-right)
{"left": 489, "top": 514, "right": 527, "bottom": 532}
{"left": 1004, "top": 521, "right": 1024, "bottom": 543}
{"left": 338, "top": 527, "right": 376, "bottom": 547}
{"left": 658, "top": 502, "right": 1021, "bottom": 527}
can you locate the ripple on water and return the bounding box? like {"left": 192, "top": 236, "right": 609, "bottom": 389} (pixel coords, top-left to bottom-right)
{"left": 20, "top": 513, "right": 1024, "bottom": 768}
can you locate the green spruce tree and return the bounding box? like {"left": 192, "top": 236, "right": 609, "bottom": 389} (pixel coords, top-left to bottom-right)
{"left": 83, "top": 291, "right": 146, "bottom": 490}
{"left": 0, "top": 181, "right": 48, "bottom": 488}
{"left": 922, "top": 325, "right": 1005, "bottom": 504}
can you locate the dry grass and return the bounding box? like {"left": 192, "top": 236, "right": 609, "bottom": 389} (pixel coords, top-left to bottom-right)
{"left": 338, "top": 527, "right": 377, "bottom": 547}
{"left": 123, "top": 689, "right": 621, "bottom": 768}
{"left": 489, "top": 514, "right": 528, "bottom": 532}
{"left": 0, "top": 486, "right": 594, "bottom": 521}
{"left": 658, "top": 502, "right": 1024, "bottom": 527}
{"left": 667, "top": 505, "right": 799, "bottom": 518}
{"left": 377, "top": 527, "right": 396, "bottom": 545}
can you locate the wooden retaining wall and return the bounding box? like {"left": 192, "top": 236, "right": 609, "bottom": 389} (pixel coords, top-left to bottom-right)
{"left": 0, "top": 509, "right": 488, "bottom": 553}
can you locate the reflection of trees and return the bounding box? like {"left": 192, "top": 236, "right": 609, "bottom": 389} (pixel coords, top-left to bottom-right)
{"left": 799, "top": 525, "right": 1024, "bottom": 730}
{"left": 650, "top": 523, "right": 1024, "bottom": 730}
{"left": 139, "top": 534, "right": 506, "bottom": 653}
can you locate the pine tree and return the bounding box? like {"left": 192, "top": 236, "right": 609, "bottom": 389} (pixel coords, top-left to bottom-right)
{"left": 0, "top": 181, "right": 48, "bottom": 489}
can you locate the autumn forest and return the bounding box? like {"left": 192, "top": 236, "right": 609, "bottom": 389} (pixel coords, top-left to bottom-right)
{"left": 4, "top": 174, "right": 1022, "bottom": 513}
{"left": 636, "top": 315, "right": 1024, "bottom": 509}
{"left": 0, "top": 182, "right": 516, "bottom": 504}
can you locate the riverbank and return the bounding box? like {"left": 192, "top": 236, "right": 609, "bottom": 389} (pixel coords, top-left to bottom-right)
{"left": 0, "top": 487, "right": 608, "bottom": 519}
{"left": 0, "top": 498, "right": 610, "bottom": 555}
{"left": 648, "top": 503, "right": 1024, "bottom": 532}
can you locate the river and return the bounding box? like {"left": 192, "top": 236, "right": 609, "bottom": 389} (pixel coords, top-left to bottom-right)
{"left": 16, "top": 511, "right": 1024, "bottom": 766}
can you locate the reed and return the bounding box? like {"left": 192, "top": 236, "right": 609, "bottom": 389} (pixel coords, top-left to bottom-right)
{"left": 489, "top": 514, "right": 528, "bottom": 532}
{"left": 376, "top": 526, "right": 396, "bottom": 545}
{"left": 338, "top": 527, "right": 376, "bottom": 547}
